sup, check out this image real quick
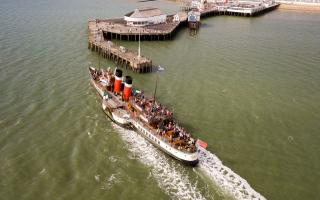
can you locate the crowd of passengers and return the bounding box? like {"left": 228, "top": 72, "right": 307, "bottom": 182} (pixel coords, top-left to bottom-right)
{"left": 91, "top": 68, "right": 102, "bottom": 80}
{"left": 92, "top": 68, "right": 114, "bottom": 85}
{"left": 132, "top": 92, "right": 196, "bottom": 151}
{"left": 132, "top": 92, "right": 173, "bottom": 117}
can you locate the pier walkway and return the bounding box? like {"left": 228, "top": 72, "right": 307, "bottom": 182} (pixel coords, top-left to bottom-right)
{"left": 88, "top": 21, "right": 152, "bottom": 73}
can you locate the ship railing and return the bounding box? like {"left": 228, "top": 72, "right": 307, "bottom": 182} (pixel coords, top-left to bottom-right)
{"left": 128, "top": 98, "right": 197, "bottom": 153}
{"left": 133, "top": 118, "right": 197, "bottom": 154}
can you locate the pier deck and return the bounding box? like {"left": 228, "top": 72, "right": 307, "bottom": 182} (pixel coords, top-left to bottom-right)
{"left": 88, "top": 21, "right": 152, "bottom": 73}
{"left": 94, "top": 14, "right": 185, "bottom": 41}
{"left": 91, "top": 2, "right": 279, "bottom": 41}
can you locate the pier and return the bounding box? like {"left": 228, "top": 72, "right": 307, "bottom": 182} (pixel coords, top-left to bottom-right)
{"left": 215, "top": 2, "right": 280, "bottom": 17}
{"left": 94, "top": 13, "right": 187, "bottom": 41}
{"left": 91, "top": 1, "right": 279, "bottom": 41}
{"left": 88, "top": 20, "right": 152, "bottom": 73}
{"left": 183, "top": 1, "right": 280, "bottom": 17}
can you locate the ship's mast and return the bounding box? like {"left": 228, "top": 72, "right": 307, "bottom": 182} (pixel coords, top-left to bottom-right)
{"left": 153, "top": 75, "right": 159, "bottom": 108}
{"left": 98, "top": 49, "right": 101, "bottom": 69}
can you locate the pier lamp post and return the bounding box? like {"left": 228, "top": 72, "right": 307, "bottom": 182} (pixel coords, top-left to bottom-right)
{"left": 138, "top": 31, "right": 141, "bottom": 61}
{"left": 98, "top": 29, "right": 103, "bottom": 69}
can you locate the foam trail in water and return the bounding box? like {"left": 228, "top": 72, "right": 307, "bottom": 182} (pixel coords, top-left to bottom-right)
{"left": 112, "top": 124, "right": 206, "bottom": 200}
{"left": 198, "top": 147, "right": 266, "bottom": 200}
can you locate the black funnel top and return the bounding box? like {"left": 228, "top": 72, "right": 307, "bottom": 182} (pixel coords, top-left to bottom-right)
{"left": 115, "top": 69, "right": 122, "bottom": 77}
{"left": 125, "top": 76, "right": 132, "bottom": 84}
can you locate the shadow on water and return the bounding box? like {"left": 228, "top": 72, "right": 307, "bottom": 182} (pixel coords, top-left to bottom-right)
{"left": 201, "top": 23, "right": 213, "bottom": 29}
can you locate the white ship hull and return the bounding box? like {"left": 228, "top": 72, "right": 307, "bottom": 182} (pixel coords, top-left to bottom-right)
{"left": 112, "top": 111, "right": 130, "bottom": 125}
{"left": 131, "top": 120, "right": 199, "bottom": 166}
{"left": 90, "top": 78, "right": 105, "bottom": 98}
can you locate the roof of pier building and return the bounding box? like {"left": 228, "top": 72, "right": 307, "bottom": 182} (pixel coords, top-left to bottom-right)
{"left": 125, "top": 8, "right": 165, "bottom": 18}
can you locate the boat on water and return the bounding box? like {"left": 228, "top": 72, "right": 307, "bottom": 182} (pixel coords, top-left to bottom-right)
{"left": 89, "top": 66, "right": 199, "bottom": 166}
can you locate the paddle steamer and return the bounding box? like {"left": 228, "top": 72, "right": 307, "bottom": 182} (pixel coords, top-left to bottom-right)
{"left": 89, "top": 67, "right": 199, "bottom": 166}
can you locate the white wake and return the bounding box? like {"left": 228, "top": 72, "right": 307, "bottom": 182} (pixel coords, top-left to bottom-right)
{"left": 197, "top": 147, "right": 266, "bottom": 200}
{"left": 113, "top": 124, "right": 206, "bottom": 200}
{"left": 112, "top": 124, "right": 265, "bottom": 200}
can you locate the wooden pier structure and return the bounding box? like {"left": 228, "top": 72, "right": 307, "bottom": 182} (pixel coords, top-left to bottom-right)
{"left": 90, "top": 2, "right": 279, "bottom": 42}
{"left": 215, "top": 2, "right": 280, "bottom": 17}
{"left": 94, "top": 12, "right": 188, "bottom": 41}
{"left": 88, "top": 21, "right": 152, "bottom": 73}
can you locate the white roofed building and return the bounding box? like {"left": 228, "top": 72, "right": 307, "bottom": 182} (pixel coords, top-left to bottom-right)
{"left": 124, "top": 8, "right": 167, "bottom": 27}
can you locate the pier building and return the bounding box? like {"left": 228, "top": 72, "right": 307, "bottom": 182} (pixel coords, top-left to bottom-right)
{"left": 124, "top": 8, "right": 167, "bottom": 27}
